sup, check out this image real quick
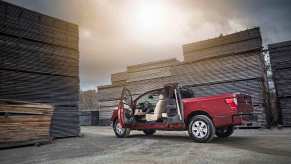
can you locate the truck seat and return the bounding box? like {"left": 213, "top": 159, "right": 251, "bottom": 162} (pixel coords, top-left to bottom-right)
{"left": 146, "top": 94, "right": 167, "bottom": 121}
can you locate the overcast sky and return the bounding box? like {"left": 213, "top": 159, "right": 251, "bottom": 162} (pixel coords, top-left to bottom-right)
{"left": 4, "top": 0, "right": 291, "bottom": 90}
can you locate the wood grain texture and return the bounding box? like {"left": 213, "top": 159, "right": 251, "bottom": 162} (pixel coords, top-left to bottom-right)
{"left": 269, "top": 40, "right": 291, "bottom": 126}
{"left": 0, "top": 100, "right": 54, "bottom": 148}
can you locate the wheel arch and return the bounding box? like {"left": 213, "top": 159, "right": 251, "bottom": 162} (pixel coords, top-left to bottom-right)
{"left": 185, "top": 110, "right": 212, "bottom": 128}
{"left": 110, "top": 110, "right": 118, "bottom": 122}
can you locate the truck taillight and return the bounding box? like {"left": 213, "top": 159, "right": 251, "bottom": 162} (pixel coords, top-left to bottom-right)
{"left": 225, "top": 98, "right": 238, "bottom": 111}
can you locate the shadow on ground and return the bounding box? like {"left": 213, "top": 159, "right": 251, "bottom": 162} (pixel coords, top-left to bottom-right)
{"left": 129, "top": 132, "right": 291, "bottom": 157}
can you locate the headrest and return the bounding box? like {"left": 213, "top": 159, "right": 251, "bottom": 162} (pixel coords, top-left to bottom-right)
{"left": 159, "top": 94, "right": 165, "bottom": 100}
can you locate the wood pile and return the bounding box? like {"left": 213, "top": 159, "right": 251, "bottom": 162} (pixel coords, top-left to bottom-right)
{"left": 79, "top": 111, "right": 99, "bottom": 126}
{"left": 127, "top": 59, "right": 179, "bottom": 82}
{"left": 111, "top": 72, "right": 128, "bottom": 85}
{"left": 79, "top": 90, "right": 98, "bottom": 111}
{"left": 0, "top": 1, "right": 80, "bottom": 137}
{"left": 183, "top": 28, "right": 261, "bottom": 62}
{"left": 269, "top": 40, "right": 291, "bottom": 126}
{"left": 97, "top": 28, "right": 270, "bottom": 127}
{"left": 0, "top": 99, "right": 54, "bottom": 148}
{"left": 79, "top": 90, "right": 99, "bottom": 126}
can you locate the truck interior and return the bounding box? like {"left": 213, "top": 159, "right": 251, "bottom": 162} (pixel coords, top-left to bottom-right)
{"left": 120, "top": 84, "right": 194, "bottom": 126}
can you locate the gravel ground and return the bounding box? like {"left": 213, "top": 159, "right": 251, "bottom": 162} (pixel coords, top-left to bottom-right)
{"left": 0, "top": 126, "right": 291, "bottom": 164}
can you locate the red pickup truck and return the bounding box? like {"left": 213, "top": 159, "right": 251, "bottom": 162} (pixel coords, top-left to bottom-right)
{"left": 111, "top": 84, "right": 253, "bottom": 143}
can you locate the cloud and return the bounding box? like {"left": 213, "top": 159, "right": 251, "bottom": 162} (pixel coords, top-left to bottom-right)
{"left": 4, "top": 0, "right": 291, "bottom": 90}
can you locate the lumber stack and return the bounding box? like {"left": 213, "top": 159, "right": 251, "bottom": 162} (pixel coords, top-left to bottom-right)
{"left": 127, "top": 59, "right": 179, "bottom": 82}
{"left": 79, "top": 90, "right": 99, "bottom": 126}
{"left": 97, "top": 84, "right": 121, "bottom": 125}
{"left": 0, "top": 1, "right": 80, "bottom": 137}
{"left": 79, "top": 111, "right": 99, "bottom": 126}
{"left": 97, "top": 28, "right": 269, "bottom": 127}
{"left": 79, "top": 90, "right": 98, "bottom": 111}
{"left": 178, "top": 27, "right": 268, "bottom": 126}
{"left": 111, "top": 72, "right": 128, "bottom": 85}
{"left": 0, "top": 99, "right": 54, "bottom": 148}
{"left": 269, "top": 41, "right": 291, "bottom": 126}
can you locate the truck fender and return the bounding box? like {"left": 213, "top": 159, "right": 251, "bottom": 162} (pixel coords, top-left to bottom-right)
{"left": 185, "top": 110, "right": 213, "bottom": 128}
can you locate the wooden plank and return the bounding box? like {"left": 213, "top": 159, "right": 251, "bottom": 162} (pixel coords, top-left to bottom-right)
{"left": 0, "top": 1, "right": 78, "bottom": 50}
{"left": 127, "top": 58, "right": 179, "bottom": 73}
{"left": 183, "top": 27, "right": 261, "bottom": 53}
{"left": 111, "top": 72, "right": 128, "bottom": 82}
{"left": 173, "top": 52, "right": 264, "bottom": 86}
{"left": 269, "top": 41, "right": 291, "bottom": 126}
{"left": 127, "top": 66, "right": 172, "bottom": 82}
{"left": 0, "top": 100, "right": 54, "bottom": 147}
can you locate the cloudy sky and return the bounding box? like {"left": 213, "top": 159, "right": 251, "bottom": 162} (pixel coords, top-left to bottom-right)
{"left": 5, "top": 0, "right": 291, "bottom": 90}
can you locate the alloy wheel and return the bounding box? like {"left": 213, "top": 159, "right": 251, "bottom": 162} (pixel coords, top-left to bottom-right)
{"left": 192, "top": 120, "right": 208, "bottom": 138}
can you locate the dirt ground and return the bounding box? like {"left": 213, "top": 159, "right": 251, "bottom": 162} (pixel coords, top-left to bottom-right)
{"left": 0, "top": 126, "right": 291, "bottom": 164}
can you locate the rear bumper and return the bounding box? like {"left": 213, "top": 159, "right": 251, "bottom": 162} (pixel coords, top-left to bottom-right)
{"left": 232, "top": 113, "right": 253, "bottom": 126}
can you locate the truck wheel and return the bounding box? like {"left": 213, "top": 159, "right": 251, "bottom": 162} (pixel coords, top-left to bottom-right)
{"left": 113, "top": 120, "right": 130, "bottom": 138}
{"left": 216, "top": 126, "right": 234, "bottom": 138}
{"left": 143, "top": 129, "right": 156, "bottom": 136}
{"left": 188, "top": 115, "right": 215, "bottom": 143}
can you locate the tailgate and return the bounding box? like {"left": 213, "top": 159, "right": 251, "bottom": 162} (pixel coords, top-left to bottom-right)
{"left": 236, "top": 94, "right": 253, "bottom": 113}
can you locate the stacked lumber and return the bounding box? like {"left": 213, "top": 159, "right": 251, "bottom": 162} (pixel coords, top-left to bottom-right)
{"left": 79, "top": 90, "right": 99, "bottom": 126}
{"left": 0, "top": 99, "right": 54, "bottom": 148}
{"left": 79, "top": 90, "right": 98, "bottom": 111}
{"left": 79, "top": 111, "right": 99, "bottom": 126}
{"left": 0, "top": 1, "right": 78, "bottom": 49}
{"left": 172, "top": 52, "right": 264, "bottom": 85}
{"left": 111, "top": 72, "right": 128, "bottom": 85}
{"left": 0, "top": 1, "right": 80, "bottom": 137}
{"left": 127, "top": 59, "right": 179, "bottom": 82}
{"left": 0, "top": 34, "right": 79, "bottom": 76}
{"left": 269, "top": 40, "right": 291, "bottom": 126}
{"left": 180, "top": 28, "right": 267, "bottom": 126}
{"left": 97, "top": 28, "right": 269, "bottom": 127}
{"left": 183, "top": 28, "right": 261, "bottom": 62}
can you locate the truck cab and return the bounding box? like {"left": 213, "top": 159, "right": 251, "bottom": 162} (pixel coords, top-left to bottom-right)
{"left": 111, "top": 83, "right": 253, "bottom": 143}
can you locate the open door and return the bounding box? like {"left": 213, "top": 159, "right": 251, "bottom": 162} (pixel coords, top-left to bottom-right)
{"left": 118, "top": 87, "right": 133, "bottom": 128}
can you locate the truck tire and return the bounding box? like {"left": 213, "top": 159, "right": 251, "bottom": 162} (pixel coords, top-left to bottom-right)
{"left": 113, "top": 120, "right": 130, "bottom": 138}
{"left": 143, "top": 129, "right": 156, "bottom": 136}
{"left": 188, "top": 115, "right": 215, "bottom": 143}
{"left": 216, "top": 126, "right": 234, "bottom": 138}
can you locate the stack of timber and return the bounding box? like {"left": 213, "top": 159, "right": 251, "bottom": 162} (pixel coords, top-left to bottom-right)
{"left": 111, "top": 72, "right": 128, "bottom": 85}
{"left": 127, "top": 59, "right": 179, "bottom": 82}
{"left": 179, "top": 27, "right": 269, "bottom": 127}
{"left": 79, "top": 90, "right": 99, "bottom": 126}
{"left": 0, "top": 1, "right": 80, "bottom": 137}
{"left": 0, "top": 99, "right": 54, "bottom": 148}
{"left": 79, "top": 111, "right": 99, "bottom": 126}
{"left": 98, "top": 84, "right": 121, "bottom": 126}
{"left": 97, "top": 28, "right": 269, "bottom": 127}
{"left": 269, "top": 40, "right": 291, "bottom": 126}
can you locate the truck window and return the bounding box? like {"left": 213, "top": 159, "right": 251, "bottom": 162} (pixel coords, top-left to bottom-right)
{"left": 180, "top": 88, "right": 194, "bottom": 98}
